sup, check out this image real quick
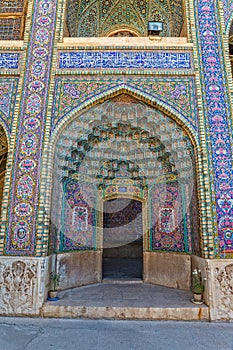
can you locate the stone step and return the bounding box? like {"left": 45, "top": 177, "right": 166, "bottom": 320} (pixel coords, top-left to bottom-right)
{"left": 42, "top": 304, "right": 209, "bottom": 321}
{"left": 41, "top": 283, "right": 209, "bottom": 321}
{"left": 102, "top": 278, "right": 143, "bottom": 284}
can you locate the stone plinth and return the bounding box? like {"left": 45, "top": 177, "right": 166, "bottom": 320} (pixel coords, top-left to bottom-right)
{"left": 206, "top": 259, "right": 233, "bottom": 321}
{"left": 57, "top": 250, "right": 102, "bottom": 290}
{"left": 143, "top": 252, "right": 191, "bottom": 290}
{"left": 0, "top": 256, "right": 51, "bottom": 316}
{"left": 191, "top": 256, "right": 233, "bottom": 321}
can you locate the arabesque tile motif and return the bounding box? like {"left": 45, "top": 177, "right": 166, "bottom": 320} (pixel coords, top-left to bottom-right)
{"left": 194, "top": 0, "right": 233, "bottom": 256}
{"left": 5, "top": 0, "right": 57, "bottom": 255}
{"left": 0, "top": 79, "right": 19, "bottom": 134}
{"left": 0, "top": 0, "right": 232, "bottom": 260}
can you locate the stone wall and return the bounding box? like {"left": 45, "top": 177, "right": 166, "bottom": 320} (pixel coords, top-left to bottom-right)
{"left": 143, "top": 252, "right": 191, "bottom": 290}
{"left": 57, "top": 251, "right": 102, "bottom": 290}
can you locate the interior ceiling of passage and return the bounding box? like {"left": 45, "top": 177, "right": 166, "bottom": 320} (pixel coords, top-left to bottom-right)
{"left": 66, "top": 0, "right": 184, "bottom": 37}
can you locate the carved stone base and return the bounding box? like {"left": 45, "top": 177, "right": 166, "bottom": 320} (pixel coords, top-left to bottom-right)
{"left": 192, "top": 256, "right": 233, "bottom": 321}
{"left": 1, "top": 254, "right": 233, "bottom": 320}
{"left": 208, "top": 259, "right": 233, "bottom": 321}
{"left": 0, "top": 256, "right": 51, "bottom": 316}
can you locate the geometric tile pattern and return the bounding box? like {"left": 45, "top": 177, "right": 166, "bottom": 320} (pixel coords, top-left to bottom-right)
{"left": 66, "top": 0, "right": 184, "bottom": 37}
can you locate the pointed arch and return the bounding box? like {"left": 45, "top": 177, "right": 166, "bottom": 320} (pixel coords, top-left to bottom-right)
{"left": 51, "top": 84, "right": 200, "bottom": 152}
{"left": 46, "top": 90, "right": 202, "bottom": 256}
{"left": 38, "top": 88, "right": 209, "bottom": 257}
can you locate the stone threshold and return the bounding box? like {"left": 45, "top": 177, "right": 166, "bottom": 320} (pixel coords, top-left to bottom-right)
{"left": 41, "top": 283, "right": 209, "bottom": 321}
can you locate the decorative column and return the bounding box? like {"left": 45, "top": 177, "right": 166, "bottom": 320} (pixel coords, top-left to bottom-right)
{"left": 5, "top": 0, "right": 58, "bottom": 256}
{"left": 192, "top": 0, "right": 233, "bottom": 258}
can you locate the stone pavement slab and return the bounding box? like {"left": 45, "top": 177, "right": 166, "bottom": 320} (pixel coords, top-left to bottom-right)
{"left": 0, "top": 317, "right": 233, "bottom": 350}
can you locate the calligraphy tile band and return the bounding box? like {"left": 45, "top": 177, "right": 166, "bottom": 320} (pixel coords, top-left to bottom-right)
{"left": 59, "top": 51, "right": 192, "bottom": 70}
{"left": 0, "top": 53, "right": 20, "bottom": 69}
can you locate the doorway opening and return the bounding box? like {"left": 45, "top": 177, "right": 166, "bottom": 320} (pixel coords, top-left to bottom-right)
{"left": 102, "top": 198, "right": 143, "bottom": 281}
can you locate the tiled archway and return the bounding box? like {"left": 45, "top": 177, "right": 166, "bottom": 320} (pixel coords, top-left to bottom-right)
{"left": 50, "top": 93, "right": 199, "bottom": 290}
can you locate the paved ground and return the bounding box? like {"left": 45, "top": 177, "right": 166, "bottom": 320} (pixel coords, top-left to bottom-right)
{"left": 1, "top": 317, "right": 233, "bottom": 350}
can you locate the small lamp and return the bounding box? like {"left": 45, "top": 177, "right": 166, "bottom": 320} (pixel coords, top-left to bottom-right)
{"left": 148, "top": 21, "right": 163, "bottom": 36}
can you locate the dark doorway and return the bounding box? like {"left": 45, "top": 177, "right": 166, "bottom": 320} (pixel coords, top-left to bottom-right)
{"left": 102, "top": 198, "right": 143, "bottom": 280}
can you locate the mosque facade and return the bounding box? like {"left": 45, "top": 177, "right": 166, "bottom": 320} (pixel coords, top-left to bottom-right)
{"left": 0, "top": 0, "right": 233, "bottom": 320}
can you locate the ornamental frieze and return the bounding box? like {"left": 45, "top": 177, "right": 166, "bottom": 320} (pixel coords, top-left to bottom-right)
{"left": 51, "top": 76, "right": 198, "bottom": 133}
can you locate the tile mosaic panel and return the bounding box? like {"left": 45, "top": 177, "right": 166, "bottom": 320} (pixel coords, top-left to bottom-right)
{"left": 52, "top": 95, "right": 197, "bottom": 254}
{"left": 58, "top": 51, "right": 192, "bottom": 70}
{"left": 150, "top": 177, "right": 198, "bottom": 253}
{"left": 151, "top": 181, "right": 187, "bottom": 252}
{"left": 60, "top": 179, "right": 97, "bottom": 251}
{"left": 222, "top": 0, "right": 233, "bottom": 27}
{"left": 52, "top": 76, "right": 198, "bottom": 133}
{"left": 0, "top": 53, "right": 20, "bottom": 70}
{"left": 0, "top": 78, "right": 19, "bottom": 134}
{"left": 66, "top": 0, "right": 183, "bottom": 37}
{"left": 5, "top": 0, "right": 57, "bottom": 255}
{"left": 195, "top": 0, "right": 233, "bottom": 256}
